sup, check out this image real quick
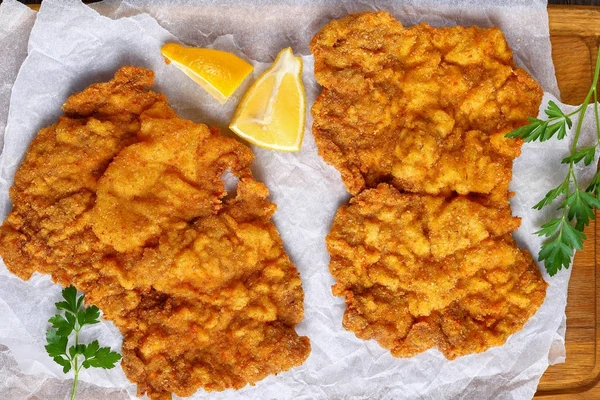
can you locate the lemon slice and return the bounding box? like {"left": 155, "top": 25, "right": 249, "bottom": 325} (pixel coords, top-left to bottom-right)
{"left": 161, "top": 43, "right": 253, "bottom": 104}
{"left": 229, "top": 47, "right": 305, "bottom": 152}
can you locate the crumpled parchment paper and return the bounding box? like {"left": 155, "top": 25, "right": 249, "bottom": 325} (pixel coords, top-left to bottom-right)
{"left": 0, "top": 0, "right": 595, "bottom": 399}
{"left": 0, "top": 0, "right": 36, "bottom": 151}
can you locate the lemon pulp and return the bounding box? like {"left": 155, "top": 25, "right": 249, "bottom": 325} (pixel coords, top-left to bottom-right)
{"left": 229, "top": 48, "right": 306, "bottom": 152}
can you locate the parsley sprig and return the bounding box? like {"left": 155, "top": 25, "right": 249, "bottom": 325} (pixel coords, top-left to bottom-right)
{"left": 45, "top": 286, "right": 121, "bottom": 400}
{"left": 505, "top": 47, "right": 600, "bottom": 277}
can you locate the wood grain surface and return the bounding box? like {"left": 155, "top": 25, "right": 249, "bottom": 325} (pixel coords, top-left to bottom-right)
{"left": 534, "top": 5, "right": 600, "bottom": 399}
{"left": 17, "top": 2, "right": 600, "bottom": 398}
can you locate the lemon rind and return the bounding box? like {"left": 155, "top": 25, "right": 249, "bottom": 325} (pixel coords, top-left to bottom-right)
{"left": 162, "top": 44, "right": 254, "bottom": 105}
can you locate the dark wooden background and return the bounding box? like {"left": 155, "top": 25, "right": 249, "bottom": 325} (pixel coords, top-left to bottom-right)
{"left": 7, "top": 0, "right": 600, "bottom": 5}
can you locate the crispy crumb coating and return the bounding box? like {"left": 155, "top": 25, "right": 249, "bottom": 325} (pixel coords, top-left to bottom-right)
{"left": 310, "top": 11, "right": 543, "bottom": 203}
{"left": 0, "top": 67, "right": 310, "bottom": 399}
{"left": 327, "top": 184, "right": 547, "bottom": 359}
{"left": 313, "top": 11, "right": 547, "bottom": 360}
{"left": 0, "top": 66, "right": 158, "bottom": 280}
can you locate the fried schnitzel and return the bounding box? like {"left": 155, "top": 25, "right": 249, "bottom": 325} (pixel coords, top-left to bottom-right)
{"left": 0, "top": 67, "right": 159, "bottom": 281}
{"left": 327, "top": 184, "right": 547, "bottom": 359}
{"left": 312, "top": 11, "right": 546, "bottom": 360}
{"left": 91, "top": 100, "right": 254, "bottom": 253}
{"left": 0, "top": 67, "right": 310, "bottom": 399}
{"left": 311, "top": 11, "right": 543, "bottom": 204}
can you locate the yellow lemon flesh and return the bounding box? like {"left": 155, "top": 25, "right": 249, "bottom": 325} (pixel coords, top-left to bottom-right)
{"left": 161, "top": 43, "right": 253, "bottom": 104}
{"left": 229, "top": 47, "right": 305, "bottom": 152}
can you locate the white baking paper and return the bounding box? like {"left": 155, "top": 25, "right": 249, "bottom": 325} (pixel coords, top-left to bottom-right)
{"left": 0, "top": 0, "right": 594, "bottom": 399}
{"left": 0, "top": 0, "right": 36, "bottom": 151}
{"left": 88, "top": 0, "right": 560, "bottom": 98}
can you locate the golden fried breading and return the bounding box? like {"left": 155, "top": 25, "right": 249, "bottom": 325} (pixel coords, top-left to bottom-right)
{"left": 0, "top": 66, "right": 160, "bottom": 280}
{"left": 91, "top": 101, "right": 254, "bottom": 253}
{"left": 119, "top": 180, "right": 309, "bottom": 398}
{"left": 313, "top": 12, "right": 546, "bottom": 360}
{"left": 0, "top": 67, "right": 310, "bottom": 399}
{"left": 310, "top": 12, "right": 543, "bottom": 203}
{"left": 327, "top": 184, "right": 547, "bottom": 359}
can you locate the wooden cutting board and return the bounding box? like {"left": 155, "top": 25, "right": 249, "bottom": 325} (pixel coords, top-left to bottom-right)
{"left": 535, "top": 5, "right": 600, "bottom": 399}
{"left": 23, "top": 2, "right": 600, "bottom": 398}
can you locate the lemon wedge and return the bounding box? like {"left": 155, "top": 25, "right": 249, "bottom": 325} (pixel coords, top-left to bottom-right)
{"left": 229, "top": 47, "right": 306, "bottom": 152}
{"left": 161, "top": 43, "right": 253, "bottom": 104}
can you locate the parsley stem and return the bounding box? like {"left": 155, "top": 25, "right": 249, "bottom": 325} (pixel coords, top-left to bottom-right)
{"left": 594, "top": 89, "right": 600, "bottom": 142}
{"left": 571, "top": 93, "right": 592, "bottom": 154}
{"left": 570, "top": 160, "right": 580, "bottom": 183}
{"left": 593, "top": 46, "right": 600, "bottom": 89}
{"left": 70, "top": 328, "right": 80, "bottom": 400}
{"left": 46, "top": 287, "right": 121, "bottom": 400}
{"left": 70, "top": 369, "right": 79, "bottom": 400}
{"left": 507, "top": 47, "right": 600, "bottom": 275}
{"left": 570, "top": 47, "right": 600, "bottom": 154}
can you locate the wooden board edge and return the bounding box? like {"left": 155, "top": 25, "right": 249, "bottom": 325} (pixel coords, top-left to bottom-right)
{"left": 24, "top": 4, "right": 598, "bottom": 17}
{"left": 549, "top": 4, "right": 600, "bottom": 36}
{"left": 23, "top": 4, "right": 600, "bottom": 37}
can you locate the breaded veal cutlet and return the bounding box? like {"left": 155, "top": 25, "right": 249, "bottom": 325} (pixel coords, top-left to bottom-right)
{"left": 0, "top": 66, "right": 310, "bottom": 400}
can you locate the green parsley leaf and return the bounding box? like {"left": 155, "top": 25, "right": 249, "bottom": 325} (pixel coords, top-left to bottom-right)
{"left": 545, "top": 100, "right": 573, "bottom": 140}
{"left": 82, "top": 346, "right": 122, "bottom": 369}
{"left": 562, "top": 221, "right": 586, "bottom": 250}
{"left": 545, "top": 101, "right": 574, "bottom": 129}
{"left": 55, "top": 301, "right": 75, "bottom": 315}
{"left": 83, "top": 340, "right": 100, "bottom": 359}
{"left": 542, "top": 121, "right": 564, "bottom": 141}
{"left": 68, "top": 344, "right": 86, "bottom": 359}
{"left": 58, "top": 286, "right": 78, "bottom": 315}
{"left": 506, "top": 100, "right": 574, "bottom": 143}
{"left": 535, "top": 218, "right": 585, "bottom": 276}
{"left": 53, "top": 355, "right": 72, "bottom": 374}
{"left": 565, "top": 189, "right": 600, "bottom": 229}
{"left": 507, "top": 48, "right": 600, "bottom": 276}
{"left": 562, "top": 146, "right": 596, "bottom": 166}
{"left": 586, "top": 171, "right": 600, "bottom": 194}
{"left": 48, "top": 314, "right": 74, "bottom": 337}
{"left": 84, "top": 305, "right": 101, "bottom": 325}
{"left": 76, "top": 308, "right": 85, "bottom": 328}
{"left": 538, "top": 238, "right": 573, "bottom": 277}
{"left": 533, "top": 181, "right": 568, "bottom": 210}
{"left": 45, "top": 330, "right": 68, "bottom": 358}
{"left": 534, "top": 217, "right": 563, "bottom": 237}
{"left": 505, "top": 118, "right": 548, "bottom": 142}
{"left": 68, "top": 345, "right": 77, "bottom": 359}
{"left": 46, "top": 285, "right": 121, "bottom": 400}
